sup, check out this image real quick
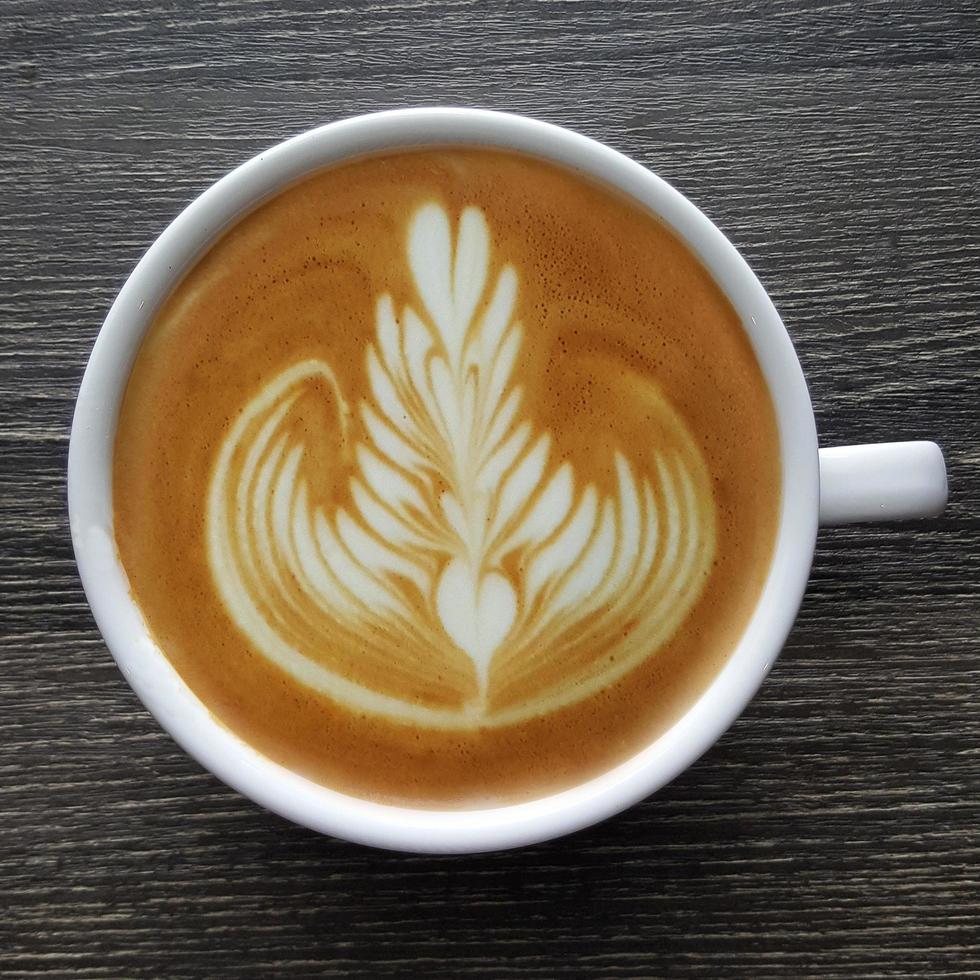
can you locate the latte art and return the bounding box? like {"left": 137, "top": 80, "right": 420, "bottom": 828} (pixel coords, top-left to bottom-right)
{"left": 115, "top": 148, "right": 779, "bottom": 804}
{"left": 207, "top": 203, "right": 716, "bottom": 726}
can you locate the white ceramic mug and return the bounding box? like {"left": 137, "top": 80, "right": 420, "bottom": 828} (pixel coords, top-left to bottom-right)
{"left": 68, "top": 108, "right": 948, "bottom": 853}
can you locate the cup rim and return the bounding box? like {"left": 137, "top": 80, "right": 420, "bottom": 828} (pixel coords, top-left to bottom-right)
{"left": 68, "top": 107, "right": 818, "bottom": 853}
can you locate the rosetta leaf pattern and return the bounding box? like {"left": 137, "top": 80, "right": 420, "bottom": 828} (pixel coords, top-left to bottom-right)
{"left": 206, "top": 203, "right": 716, "bottom": 728}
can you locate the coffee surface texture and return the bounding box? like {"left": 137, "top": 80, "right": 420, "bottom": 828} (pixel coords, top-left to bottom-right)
{"left": 114, "top": 148, "right": 781, "bottom": 806}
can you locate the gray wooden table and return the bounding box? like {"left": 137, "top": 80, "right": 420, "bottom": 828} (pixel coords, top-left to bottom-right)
{"left": 2, "top": 2, "right": 978, "bottom": 976}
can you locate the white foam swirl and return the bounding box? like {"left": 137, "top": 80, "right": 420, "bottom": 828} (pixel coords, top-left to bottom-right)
{"left": 206, "top": 203, "right": 716, "bottom": 728}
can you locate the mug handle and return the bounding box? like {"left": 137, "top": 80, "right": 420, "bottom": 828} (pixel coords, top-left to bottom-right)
{"left": 818, "top": 441, "right": 948, "bottom": 526}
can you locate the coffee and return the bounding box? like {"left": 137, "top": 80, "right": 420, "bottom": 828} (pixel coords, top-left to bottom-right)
{"left": 114, "top": 148, "right": 780, "bottom": 806}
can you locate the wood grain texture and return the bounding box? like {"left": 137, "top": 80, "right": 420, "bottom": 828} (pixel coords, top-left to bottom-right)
{"left": 1, "top": 0, "right": 978, "bottom": 976}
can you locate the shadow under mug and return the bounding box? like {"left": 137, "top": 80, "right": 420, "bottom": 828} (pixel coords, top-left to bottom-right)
{"left": 68, "top": 108, "right": 948, "bottom": 853}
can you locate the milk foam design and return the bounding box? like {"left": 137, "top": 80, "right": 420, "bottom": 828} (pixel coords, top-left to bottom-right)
{"left": 207, "top": 204, "right": 716, "bottom": 728}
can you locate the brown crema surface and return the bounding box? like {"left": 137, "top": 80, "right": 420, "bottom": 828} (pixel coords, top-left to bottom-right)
{"left": 114, "top": 148, "right": 780, "bottom": 807}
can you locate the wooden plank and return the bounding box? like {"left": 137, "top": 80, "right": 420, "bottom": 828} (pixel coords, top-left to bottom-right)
{"left": 2, "top": 0, "right": 978, "bottom": 975}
